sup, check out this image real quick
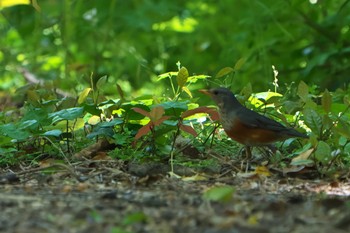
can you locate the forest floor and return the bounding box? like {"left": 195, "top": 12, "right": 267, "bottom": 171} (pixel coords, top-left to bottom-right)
{"left": 1, "top": 153, "right": 350, "bottom": 233}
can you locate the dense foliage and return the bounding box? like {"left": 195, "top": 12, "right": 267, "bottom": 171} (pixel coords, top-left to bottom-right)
{"left": 1, "top": 0, "right": 350, "bottom": 93}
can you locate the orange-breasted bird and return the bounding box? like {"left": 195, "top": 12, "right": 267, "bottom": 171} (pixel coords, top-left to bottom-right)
{"left": 200, "top": 87, "right": 308, "bottom": 157}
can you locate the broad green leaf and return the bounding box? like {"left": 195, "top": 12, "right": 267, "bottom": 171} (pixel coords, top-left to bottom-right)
{"left": 49, "top": 107, "right": 84, "bottom": 123}
{"left": 17, "top": 120, "right": 38, "bottom": 130}
{"left": 321, "top": 89, "right": 332, "bottom": 113}
{"left": 297, "top": 81, "right": 309, "bottom": 101}
{"left": 78, "top": 88, "right": 92, "bottom": 104}
{"left": 303, "top": 108, "right": 322, "bottom": 135}
{"left": 42, "top": 129, "right": 62, "bottom": 137}
{"left": 215, "top": 67, "right": 234, "bottom": 78}
{"left": 314, "top": 141, "right": 331, "bottom": 164}
{"left": 159, "top": 101, "right": 188, "bottom": 110}
{"left": 176, "top": 67, "right": 188, "bottom": 87}
{"left": 0, "top": 123, "right": 30, "bottom": 141}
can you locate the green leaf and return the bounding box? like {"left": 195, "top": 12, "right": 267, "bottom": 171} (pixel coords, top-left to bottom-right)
{"left": 42, "top": 129, "right": 62, "bottom": 137}
{"left": 96, "top": 75, "right": 108, "bottom": 90}
{"left": 314, "top": 141, "right": 331, "bottom": 164}
{"left": 176, "top": 67, "right": 189, "bottom": 87}
{"left": 49, "top": 107, "right": 84, "bottom": 123}
{"left": 233, "top": 58, "right": 246, "bottom": 71}
{"left": 122, "top": 212, "right": 147, "bottom": 225}
{"left": 0, "top": 123, "right": 30, "bottom": 141}
{"left": 78, "top": 87, "right": 92, "bottom": 104}
{"left": 297, "top": 81, "right": 309, "bottom": 101}
{"left": 303, "top": 108, "right": 322, "bottom": 135}
{"left": 215, "top": 67, "right": 234, "bottom": 78}
{"left": 321, "top": 89, "right": 332, "bottom": 113}
{"left": 203, "top": 186, "right": 235, "bottom": 203}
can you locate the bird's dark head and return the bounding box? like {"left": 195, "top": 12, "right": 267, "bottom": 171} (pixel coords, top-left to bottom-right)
{"left": 199, "top": 87, "right": 238, "bottom": 107}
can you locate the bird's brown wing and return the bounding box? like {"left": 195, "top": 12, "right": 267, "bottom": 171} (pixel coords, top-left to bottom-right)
{"left": 236, "top": 107, "right": 307, "bottom": 138}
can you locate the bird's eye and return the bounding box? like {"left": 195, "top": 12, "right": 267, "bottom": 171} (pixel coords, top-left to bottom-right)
{"left": 213, "top": 90, "right": 219, "bottom": 95}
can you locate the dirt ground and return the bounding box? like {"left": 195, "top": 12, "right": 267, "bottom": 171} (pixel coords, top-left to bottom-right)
{"left": 1, "top": 159, "right": 350, "bottom": 233}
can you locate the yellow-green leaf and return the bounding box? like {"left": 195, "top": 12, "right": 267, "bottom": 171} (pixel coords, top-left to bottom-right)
{"left": 0, "top": 0, "right": 30, "bottom": 8}
{"left": 321, "top": 89, "right": 332, "bottom": 113}
{"left": 215, "top": 67, "right": 234, "bottom": 78}
{"left": 233, "top": 58, "right": 246, "bottom": 71}
{"left": 176, "top": 67, "right": 189, "bottom": 87}
{"left": 182, "top": 86, "right": 192, "bottom": 98}
{"left": 203, "top": 186, "right": 235, "bottom": 203}
{"left": 78, "top": 87, "right": 92, "bottom": 104}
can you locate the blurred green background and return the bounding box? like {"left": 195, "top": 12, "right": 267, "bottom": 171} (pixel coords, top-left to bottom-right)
{"left": 1, "top": 0, "right": 350, "bottom": 96}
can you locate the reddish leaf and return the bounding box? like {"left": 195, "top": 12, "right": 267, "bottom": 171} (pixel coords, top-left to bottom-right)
{"left": 134, "top": 124, "right": 152, "bottom": 140}
{"left": 180, "top": 124, "right": 198, "bottom": 137}
{"left": 209, "top": 110, "right": 220, "bottom": 121}
{"left": 181, "top": 106, "right": 216, "bottom": 118}
{"left": 132, "top": 107, "right": 150, "bottom": 117}
{"left": 153, "top": 116, "right": 170, "bottom": 126}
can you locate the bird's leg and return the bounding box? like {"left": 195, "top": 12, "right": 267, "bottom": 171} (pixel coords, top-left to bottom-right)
{"left": 245, "top": 146, "right": 252, "bottom": 160}
{"left": 240, "top": 145, "right": 252, "bottom": 172}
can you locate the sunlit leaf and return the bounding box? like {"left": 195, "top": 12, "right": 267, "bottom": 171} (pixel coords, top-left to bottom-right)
{"left": 203, "top": 186, "right": 235, "bottom": 203}
{"left": 78, "top": 87, "right": 92, "bottom": 104}
{"left": 181, "top": 106, "right": 216, "bottom": 118}
{"left": 255, "top": 166, "right": 271, "bottom": 177}
{"left": 88, "top": 115, "right": 101, "bottom": 125}
{"left": 157, "top": 72, "right": 177, "bottom": 81}
{"left": 291, "top": 148, "right": 314, "bottom": 165}
{"left": 182, "top": 86, "right": 192, "bottom": 98}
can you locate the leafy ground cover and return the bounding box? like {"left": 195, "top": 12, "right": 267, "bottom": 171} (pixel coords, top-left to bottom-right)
{"left": 1, "top": 65, "right": 350, "bottom": 232}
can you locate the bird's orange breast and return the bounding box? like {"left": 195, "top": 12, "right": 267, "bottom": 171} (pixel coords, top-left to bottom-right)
{"left": 224, "top": 120, "right": 284, "bottom": 146}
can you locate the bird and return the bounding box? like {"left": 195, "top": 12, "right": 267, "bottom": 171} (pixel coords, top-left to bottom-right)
{"left": 199, "top": 87, "right": 308, "bottom": 158}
